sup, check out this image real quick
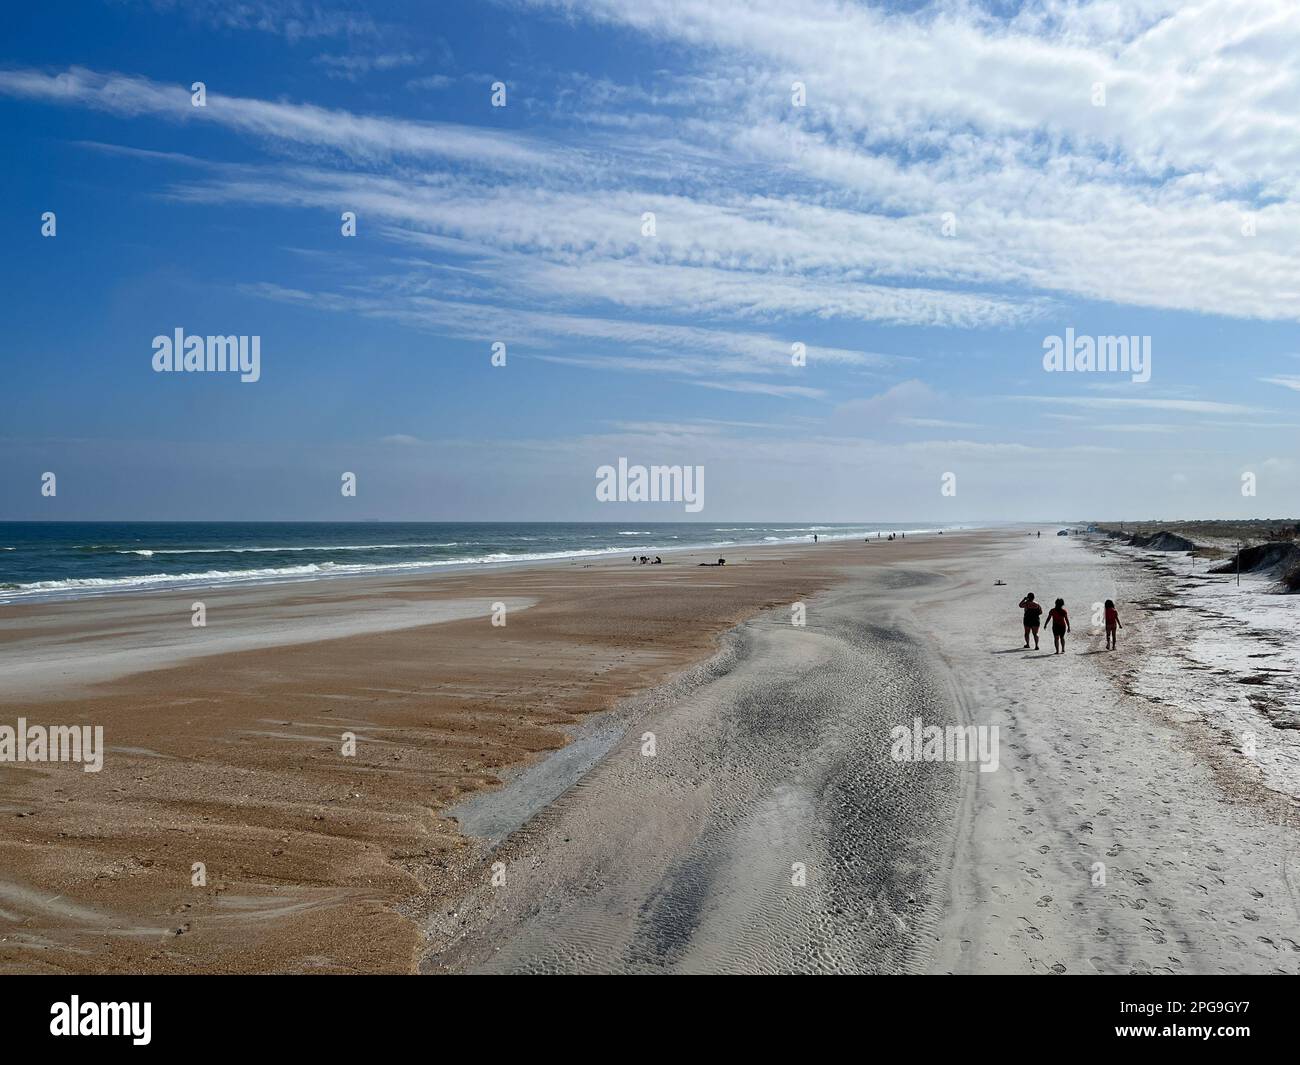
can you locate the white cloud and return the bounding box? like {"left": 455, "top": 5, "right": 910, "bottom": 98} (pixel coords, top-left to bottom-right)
{"left": 1261, "top": 374, "right": 1300, "bottom": 392}
{"left": 0, "top": 67, "right": 558, "bottom": 170}
{"left": 690, "top": 379, "right": 825, "bottom": 400}
{"left": 313, "top": 52, "right": 423, "bottom": 80}
{"left": 1010, "top": 395, "right": 1269, "bottom": 415}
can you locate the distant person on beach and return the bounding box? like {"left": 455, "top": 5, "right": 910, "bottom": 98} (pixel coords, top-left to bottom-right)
{"left": 1104, "top": 599, "right": 1122, "bottom": 649}
{"left": 1046, "top": 598, "right": 1070, "bottom": 654}
{"left": 1037, "top": 531, "right": 1041, "bottom": 538}
{"left": 814, "top": 534, "right": 818, "bottom": 543}
{"left": 1019, "top": 593, "right": 1042, "bottom": 649}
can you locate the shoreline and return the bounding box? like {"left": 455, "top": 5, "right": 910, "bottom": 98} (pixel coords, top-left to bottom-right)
{"left": 3, "top": 531, "right": 973, "bottom": 973}
{"left": 0, "top": 521, "right": 980, "bottom": 607}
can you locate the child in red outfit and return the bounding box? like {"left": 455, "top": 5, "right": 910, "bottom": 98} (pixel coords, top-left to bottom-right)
{"left": 1046, "top": 598, "right": 1070, "bottom": 654}
{"left": 1104, "top": 599, "right": 1122, "bottom": 650}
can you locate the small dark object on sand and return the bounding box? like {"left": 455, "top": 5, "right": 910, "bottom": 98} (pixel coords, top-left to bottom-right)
{"left": 698, "top": 558, "right": 726, "bottom": 567}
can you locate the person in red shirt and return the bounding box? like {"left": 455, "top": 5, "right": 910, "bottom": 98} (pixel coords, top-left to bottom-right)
{"left": 1104, "top": 599, "right": 1122, "bottom": 650}
{"left": 1019, "top": 593, "right": 1042, "bottom": 649}
{"left": 1046, "top": 598, "right": 1070, "bottom": 654}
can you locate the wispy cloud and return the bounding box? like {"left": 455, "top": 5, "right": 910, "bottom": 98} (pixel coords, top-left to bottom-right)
{"left": 1261, "top": 374, "right": 1300, "bottom": 392}
{"left": 0, "top": 67, "right": 558, "bottom": 170}
{"left": 312, "top": 52, "right": 423, "bottom": 80}
{"left": 141, "top": 0, "right": 381, "bottom": 43}
{"left": 690, "top": 379, "right": 825, "bottom": 400}
{"left": 1009, "top": 395, "right": 1270, "bottom": 415}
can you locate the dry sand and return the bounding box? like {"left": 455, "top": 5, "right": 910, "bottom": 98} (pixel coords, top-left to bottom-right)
{"left": 3, "top": 529, "right": 1297, "bottom": 974}
{"left": 427, "top": 532, "right": 1300, "bottom": 973}
{"left": 926, "top": 534, "right": 1300, "bottom": 974}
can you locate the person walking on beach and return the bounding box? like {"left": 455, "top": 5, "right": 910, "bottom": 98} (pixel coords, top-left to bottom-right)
{"left": 1046, "top": 598, "right": 1070, "bottom": 654}
{"left": 1104, "top": 599, "right": 1122, "bottom": 650}
{"left": 1019, "top": 593, "right": 1042, "bottom": 649}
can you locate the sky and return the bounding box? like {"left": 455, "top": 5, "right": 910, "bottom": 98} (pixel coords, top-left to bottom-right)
{"left": 1, "top": 0, "right": 1298, "bottom": 522}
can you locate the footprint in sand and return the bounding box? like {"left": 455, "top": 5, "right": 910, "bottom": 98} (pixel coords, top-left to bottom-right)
{"left": 1016, "top": 919, "right": 1045, "bottom": 941}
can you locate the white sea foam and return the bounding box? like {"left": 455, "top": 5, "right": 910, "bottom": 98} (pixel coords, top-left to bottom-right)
{"left": 2, "top": 525, "right": 980, "bottom": 603}
{"left": 1, "top": 547, "right": 664, "bottom": 602}
{"left": 115, "top": 542, "right": 462, "bottom": 555}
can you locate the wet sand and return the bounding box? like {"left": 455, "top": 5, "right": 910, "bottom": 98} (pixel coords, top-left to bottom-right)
{"left": 0, "top": 533, "right": 946, "bottom": 974}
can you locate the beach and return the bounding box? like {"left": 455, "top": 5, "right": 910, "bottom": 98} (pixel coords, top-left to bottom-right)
{"left": 2, "top": 529, "right": 1297, "bottom": 974}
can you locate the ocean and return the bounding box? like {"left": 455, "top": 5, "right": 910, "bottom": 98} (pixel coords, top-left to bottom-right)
{"left": 0, "top": 521, "right": 967, "bottom": 603}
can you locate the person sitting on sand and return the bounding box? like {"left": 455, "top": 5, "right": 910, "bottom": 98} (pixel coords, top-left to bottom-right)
{"left": 1046, "top": 598, "right": 1070, "bottom": 654}
{"left": 653, "top": 556, "right": 662, "bottom": 564}
{"left": 1104, "top": 599, "right": 1122, "bottom": 650}
{"left": 1019, "top": 593, "right": 1042, "bottom": 649}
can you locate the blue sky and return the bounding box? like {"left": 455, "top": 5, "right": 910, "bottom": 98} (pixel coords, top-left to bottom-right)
{"left": 2, "top": 0, "right": 1298, "bottom": 521}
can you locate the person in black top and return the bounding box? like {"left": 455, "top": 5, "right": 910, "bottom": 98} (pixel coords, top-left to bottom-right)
{"left": 1019, "top": 593, "right": 1042, "bottom": 649}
